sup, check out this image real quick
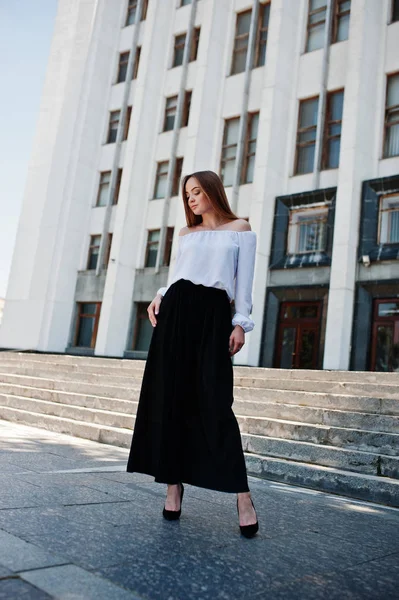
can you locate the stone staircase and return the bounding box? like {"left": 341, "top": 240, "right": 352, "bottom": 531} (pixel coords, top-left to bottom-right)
{"left": 0, "top": 351, "right": 398, "bottom": 507}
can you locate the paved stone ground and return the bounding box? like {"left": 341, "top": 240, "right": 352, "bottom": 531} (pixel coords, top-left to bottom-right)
{"left": 0, "top": 421, "right": 398, "bottom": 600}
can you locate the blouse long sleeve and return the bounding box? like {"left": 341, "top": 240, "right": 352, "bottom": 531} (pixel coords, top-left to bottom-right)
{"left": 232, "top": 231, "right": 257, "bottom": 333}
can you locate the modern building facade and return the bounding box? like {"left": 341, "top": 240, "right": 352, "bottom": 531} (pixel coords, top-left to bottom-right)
{"left": 1, "top": 0, "right": 399, "bottom": 371}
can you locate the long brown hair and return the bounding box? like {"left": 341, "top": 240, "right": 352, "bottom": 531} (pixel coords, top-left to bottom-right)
{"left": 181, "top": 170, "right": 239, "bottom": 227}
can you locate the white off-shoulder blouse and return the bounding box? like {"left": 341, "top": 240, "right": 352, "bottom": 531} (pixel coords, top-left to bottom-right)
{"left": 156, "top": 229, "right": 257, "bottom": 333}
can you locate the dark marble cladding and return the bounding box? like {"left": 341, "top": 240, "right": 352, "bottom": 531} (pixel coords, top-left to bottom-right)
{"left": 270, "top": 188, "right": 336, "bottom": 270}
{"left": 359, "top": 175, "right": 399, "bottom": 262}
{"left": 350, "top": 279, "right": 399, "bottom": 371}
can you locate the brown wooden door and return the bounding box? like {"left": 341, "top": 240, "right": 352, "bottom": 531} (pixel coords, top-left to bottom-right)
{"left": 275, "top": 301, "right": 322, "bottom": 369}
{"left": 370, "top": 299, "right": 399, "bottom": 372}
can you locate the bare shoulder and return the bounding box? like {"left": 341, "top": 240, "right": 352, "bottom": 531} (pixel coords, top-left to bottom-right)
{"left": 179, "top": 226, "right": 191, "bottom": 237}
{"left": 231, "top": 219, "right": 252, "bottom": 232}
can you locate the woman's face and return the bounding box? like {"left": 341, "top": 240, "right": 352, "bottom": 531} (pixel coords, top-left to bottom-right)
{"left": 185, "top": 177, "right": 212, "bottom": 217}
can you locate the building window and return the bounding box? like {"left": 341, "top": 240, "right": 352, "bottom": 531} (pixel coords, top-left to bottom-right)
{"left": 123, "top": 106, "right": 132, "bottom": 140}
{"left": 255, "top": 3, "right": 270, "bottom": 67}
{"left": 392, "top": 0, "right": 399, "bottom": 22}
{"left": 105, "top": 233, "right": 113, "bottom": 266}
{"left": 242, "top": 112, "right": 259, "bottom": 184}
{"left": 145, "top": 230, "right": 160, "bottom": 267}
{"left": 295, "top": 97, "right": 319, "bottom": 174}
{"left": 164, "top": 227, "right": 174, "bottom": 266}
{"left": 287, "top": 207, "right": 328, "bottom": 254}
{"left": 231, "top": 9, "right": 251, "bottom": 75}
{"left": 164, "top": 95, "right": 178, "bottom": 131}
{"left": 182, "top": 90, "right": 192, "bottom": 127}
{"left": 322, "top": 90, "right": 344, "bottom": 169}
{"left": 384, "top": 73, "right": 399, "bottom": 158}
{"left": 173, "top": 34, "right": 186, "bottom": 67}
{"left": 113, "top": 169, "right": 123, "bottom": 205}
{"left": 379, "top": 194, "right": 399, "bottom": 244}
{"left": 107, "top": 110, "right": 120, "bottom": 143}
{"left": 87, "top": 235, "right": 101, "bottom": 270}
{"left": 172, "top": 29, "right": 199, "bottom": 67}
{"left": 133, "top": 47, "right": 141, "bottom": 79}
{"left": 220, "top": 117, "right": 240, "bottom": 186}
{"left": 74, "top": 303, "right": 101, "bottom": 348}
{"left": 306, "top": 0, "right": 327, "bottom": 52}
{"left": 125, "top": 0, "right": 148, "bottom": 26}
{"left": 132, "top": 303, "right": 153, "bottom": 351}
{"left": 172, "top": 158, "right": 184, "bottom": 196}
{"left": 180, "top": 0, "right": 192, "bottom": 5}
{"left": 96, "top": 172, "right": 111, "bottom": 207}
{"left": 332, "top": 0, "right": 351, "bottom": 43}
{"left": 154, "top": 161, "right": 169, "bottom": 198}
{"left": 117, "top": 52, "right": 129, "bottom": 83}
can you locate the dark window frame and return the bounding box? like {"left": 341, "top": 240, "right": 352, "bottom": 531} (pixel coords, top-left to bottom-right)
{"left": 322, "top": 89, "right": 344, "bottom": 170}
{"left": 220, "top": 117, "right": 240, "bottom": 186}
{"left": 74, "top": 302, "right": 101, "bottom": 349}
{"left": 254, "top": 2, "right": 270, "bottom": 68}
{"left": 383, "top": 72, "right": 399, "bottom": 159}
{"left": 231, "top": 9, "right": 252, "bottom": 75}
{"left": 96, "top": 171, "right": 111, "bottom": 207}
{"left": 87, "top": 235, "right": 101, "bottom": 270}
{"left": 305, "top": 0, "right": 327, "bottom": 53}
{"left": 294, "top": 96, "right": 319, "bottom": 175}
{"left": 125, "top": 0, "right": 148, "bottom": 26}
{"left": 107, "top": 110, "right": 120, "bottom": 144}
{"left": 331, "top": 0, "right": 351, "bottom": 44}
{"left": 241, "top": 111, "right": 259, "bottom": 184}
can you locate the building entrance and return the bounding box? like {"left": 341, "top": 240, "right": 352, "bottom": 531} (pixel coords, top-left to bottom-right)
{"left": 370, "top": 299, "right": 399, "bottom": 372}
{"left": 275, "top": 301, "right": 322, "bottom": 369}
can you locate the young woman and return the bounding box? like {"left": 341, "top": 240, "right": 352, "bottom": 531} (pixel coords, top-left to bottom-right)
{"left": 127, "top": 170, "right": 258, "bottom": 538}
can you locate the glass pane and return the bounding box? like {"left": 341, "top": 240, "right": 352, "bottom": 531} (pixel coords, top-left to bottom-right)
{"left": 375, "top": 325, "right": 393, "bottom": 372}
{"left": 387, "top": 74, "right": 399, "bottom": 108}
{"left": 280, "top": 328, "right": 296, "bottom": 368}
{"left": 337, "top": 14, "right": 350, "bottom": 41}
{"left": 299, "top": 129, "right": 317, "bottom": 143}
{"left": 331, "top": 91, "right": 344, "bottom": 120}
{"left": 329, "top": 123, "right": 342, "bottom": 136}
{"left": 181, "top": 0, "right": 192, "bottom": 5}
{"left": 226, "top": 119, "right": 240, "bottom": 145}
{"left": 298, "top": 329, "right": 317, "bottom": 369}
{"left": 385, "top": 123, "right": 399, "bottom": 158}
{"left": 224, "top": 145, "right": 237, "bottom": 160}
{"left": 250, "top": 113, "right": 259, "bottom": 138}
{"left": 327, "top": 137, "right": 341, "bottom": 168}
{"left": 393, "top": 0, "right": 399, "bottom": 21}
{"left": 310, "top": 0, "right": 327, "bottom": 10}
{"left": 165, "top": 115, "right": 175, "bottom": 131}
{"left": 300, "top": 99, "right": 319, "bottom": 127}
{"left": 389, "top": 211, "right": 399, "bottom": 242}
{"left": 297, "top": 145, "right": 315, "bottom": 174}
{"left": 232, "top": 51, "right": 247, "bottom": 74}
{"left": 134, "top": 317, "right": 153, "bottom": 351}
{"left": 97, "top": 183, "right": 109, "bottom": 207}
{"left": 221, "top": 160, "right": 235, "bottom": 187}
{"left": 307, "top": 23, "right": 325, "bottom": 51}
{"left": 173, "top": 47, "right": 185, "bottom": 67}
{"left": 155, "top": 174, "right": 167, "bottom": 198}
{"left": 378, "top": 302, "right": 399, "bottom": 317}
{"left": 237, "top": 11, "right": 251, "bottom": 35}
{"left": 148, "top": 230, "right": 160, "bottom": 241}
{"left": 81, "top": 303, "right": 97, "bottom": 314}
{"left": 126, "top": 8, "right": 136, "bottom": 26}
{"left": 76, "top": 316, "right": 94, "bottom": 347}
{"left": 100, "top": 172, "right": 111, "bottom": 184}
{"left": 283, "top": 305, "right": 318, "bottom": 319}
{"left": 118, "top": 64, "right": 127, "bottom": 83}
{"left": 245, "top": 155, "right": 255, "bottom": 184}
{"left": 145, "top": 247, "right": 158, "bottom": 268}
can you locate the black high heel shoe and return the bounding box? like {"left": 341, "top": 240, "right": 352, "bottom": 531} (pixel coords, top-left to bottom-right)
{"left": 237, "top": 496, "right": 259, "bottom": 538}
{"left": 163, "top": 483, "right": 184, "bottom": 520}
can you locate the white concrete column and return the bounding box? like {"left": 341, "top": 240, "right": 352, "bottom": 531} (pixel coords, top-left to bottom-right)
{"left": 323, "top": 0, "right": 386, "bottom": 369}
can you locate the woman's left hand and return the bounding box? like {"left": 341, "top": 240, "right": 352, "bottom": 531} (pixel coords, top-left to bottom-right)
{"left": 229, "top": 325, "right": 245, "bottom": 356}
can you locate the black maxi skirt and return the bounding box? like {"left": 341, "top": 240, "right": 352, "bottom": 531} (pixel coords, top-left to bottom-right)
{"left": 126, "top": 278, "right": 250, "bottom": 493}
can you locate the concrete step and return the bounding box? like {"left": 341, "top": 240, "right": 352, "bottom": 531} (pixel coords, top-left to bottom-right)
{"left": 244, "top": 452, "right": 399, "bottom": 508}
{"left": 0, "top": 373, "right": 397, "bottom": 416}
{"left": 0, "top": 406, "right": 132, "bottom": 447}
{"left": 237, "top": 416, "right": 398, "bottom": 456}
{"left": 241, "top": 433, "right": 399, "bottom": 479}
{"left": 1, "top": 389, "right": 396, "bottom": 456}
{"left": 233, "top": 399, "right": 399, "bottom": 433}
{"left": 236, "top": 376, "right": 399, "bottom": 400}
{"left": 0, "top": 395, "right": 134, "bottom": 430}
{"left": 0, "top": 407, "right": 398, "bottom": 509}
{"left": 1, "top": 380, "right": 398, "bottom": 434}
{"left": 0, "top": 382, "right": 139, "bottom": 414}
{"left": 1, "top": 352, "right": 399, "bottom": 384}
